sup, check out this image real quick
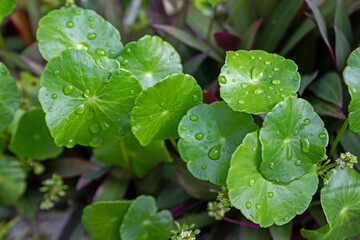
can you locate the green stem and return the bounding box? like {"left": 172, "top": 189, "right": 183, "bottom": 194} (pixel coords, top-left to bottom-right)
{"left": 329, "top": 118, "right": 349, "bottom": 157}
{"left": 206, "top": 4, "right": 218, "bottom": 44}
{"left": 0, "top": 31, "right": 13, "bottom": 69}
{"left": 170, "top": 139, "right": 178, "bottom": 152}
{"left": 225, "top": 0, "right": 245, "bottom": 24}
{"left": 317, "top": 163, "right": 337, "bottom": 175}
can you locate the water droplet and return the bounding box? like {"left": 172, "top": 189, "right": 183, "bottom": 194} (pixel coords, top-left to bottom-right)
{"left": 228, "top": 149, "right": 232, "bottom": 153}
{"left": 279, "top": 88, "right": 284, "bottom": 92}
{"left": 265, "top": 61, "right": 270, "bottom": 65}
{"left": 274, "top": 67, "right": 279, "bottom": 71}
{"left": 255, "top": 203, "right": 261, "bottom": 209}
{"left": 83, "top": 89, "right": 90, "bottom": 98}
{"left": 268, "top": 192, "right": 274, "bottom": 198}
{"left": 299, "top": 114, "right": 303, "bottom": 119}
{"left": 109, "top": 50, "right": 115, "bottom": 55}
{"left": 204, "top": 145, "right": 208, "bottom": 149}
{"left": 295, "top": 160, "right": 301, "bottom": 166}
{"left": 253, "top": 88, "right": 264, "bottom": 95}
{"left": 75, "top": 104, "right": 86, "bottom": 114}
{"left": 129, "top": 90, "right": 135, "bottom": 95}
{"left": 48, "top": 106, "right": 53, "bottom": 112}
{"left": 201, "top": 164, "right": 207, "bottom": 169}
{"left": 95, "top": 48, "right": 106, "bottom": 56}
{"left": 303, "top": 118, "right": 310, "bottom": 125}
{"left": 53, "top": 70, "right": 60, "bottom": 75}
{"left": 90, "top": 123, "right": 99, "bottom": 133}
{"left": 300, "top": 138, "right": 310, "bottom": 153}
{"left": 192, "top": 94, "right": 200, "bottom": 102}
{"left": 66, "top": 21, "right": 74, "bottom": 28}
{"left": 286, "top": 145, "right": 292, "bottom": 160}
{"left": 207, "top": 136, "right": 212, "bottom": 140}
{"left": 125, "top": 48, "right": 131, "bottom": 54}
{"left": 319, "top": 133, "right": 326, "bottom": 140}
{"left": 280, "top": 94, "right": 286, "bottom": 98}
{"left": 218, "top": 76, "right": 227, "bottom": 84}
{"left": 252, "top": 147, "right": 256, "bottom": 151}
{"left": 249, "top": 179, "right": 255, "bottom": 186}
{"left": 238, "top": 100, "right": 244, "bottom": 105}
{"left": 101, "top": 122, "right": 110, "bottom": 131}
{"left": 195, "top": 133, "right": 204, "bottom": 140}
{"left": 284, "top": 216, "right": 289, "bottom": 221}
{"left": 190, "top": 115, "right": 198, "bottom": 121}
{"left": 208, "top": 144, "right": 221, "bottom": 160}
{"left": 63, "top": 85, "right": 74, "bottom": 95}
{"left": 251, "top": 66, "right": 264, "bottom": 82}
{"left": 227, "top": 70, "right": 231, "bottom": 74}
{"left": 276, "top": 130, "right": 280, "bottom": 136}
{"left": 87, "top": 33, "right": 96, "bottom": 40}
{"left": 90, "top": 24, "right": 95, "bottom": 28}
{"left": 211, "top": 116, "right": 215, "bottom": 120}
{"left": 181, "top": 125, "right": 186, "bottom": 131}
{"left": 246, "top": 202, "right": 252, "bottom": 209}
{"left": 251, "top": 56, "right": 255, "bottom": 59}
{"left": 51, "top": 93, "right": 57, "bottom": 99}
{"left": 293, "top": 130, "right": 299, "bottom": 136}
{"left": 74, "top": 10, "right": 81, "bottom": 15}
{"left": 270, "top": 162, "right": 274, "bottom": 169}
{"left": 294, "top": 77, "right": 299, "bottom": 81}
{"left": 272, "top": 79, "right": 281, "bottom": 85}
{"left": 88, "top": 16, "right": 94, "bottom": 21}
{"left": 207, "top": 123, "right": 211, "bottom": 127}
{"left": 241, "top": 83, "right": 247, "bottom": 88}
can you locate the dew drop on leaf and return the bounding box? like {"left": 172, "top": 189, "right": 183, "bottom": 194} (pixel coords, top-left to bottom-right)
{"left": 195, "top": 133, "right": 203, "bottom": 140}
{"left": 284, "top": 216, "right": 289, "bottom": 221}
{"left": 88, "top": 16, "right": 94, "bottom": 21}
{"left": 295, "top": 160, "right": 301, "bottom": 166}
{"left": 63, "top": 85, "right": 74, "bottom": 95}
{"left": 204, "top": 145, "right": 208, "bottom": 149}
{"left": 218, "top": 76, "right": 227, "bottom": 84}
{"left": 299, "top": 114, "right": 303, "bottom": 119}
{"left": 95, "top": 48, "right": 106, "bottom": 56}
{"left": 272, "top": 79, "right": 281, "bottom": 85}
{"left": 255, "top": 203, "right": 261, "bottom": 209}
{"left": 246, "top": 202, "right": 252, "bottom": 209}
{"left": 253, "top": 88, "right": 264, "bottom": 95}
{"left": 238, "top": 100, "right": 244, "bottom": 105}
{"left": 90, "top": 24, "right": 95, "bottom": 28}
{"left": 319, "top": 133, "right": 326, "bottom": 139}
{"left": 51, "top": 93, "right": 57, "bottom": 99}
{"left": 53, "top": 70, "right": 60, "bottom": 75}
{"left": 190, "top": 115, "right": 198, "bottom": 121}
{"left": 274, "top": 67, "right": 279, "bottom": 71}
{"left": 201, "top": 164, "right": 207, "bottom": 169}
{"left": 101, "top": 122, "right": 109, "bottom": 131}
{"left": 303, "top": 118, "right": 310, "bottom": 125}
{"left": 249, "top": 179, "right": 255, "bottom": 186}
{"left": 74, "top": 10, "right": 80, "bottom": 15}
{"left": 293, "top": 130, "right": 299, "bottom": 136}
{"left": 192, "top": 94, "right": 200, "bottom": 102}
{"left": 89, "top": 123, "right": 99, "bottom": 134}
{"left": 87, "top": 33, "right": 97, "bottom": 40}
{"left": 83, "top": 89, "right": 90, "bottom": 98}
{"left": 276, "top": 130, "right": 280, "bottom": 136}
{"left": 286, "top": 145, "right": 292, "bottom": 160}
{"left": 109, "top": 50, "right": 115, "bottom": 55}
{"left": 207, "top": 136, "right": 212, "bottom": 140}
{"left": 75, "top": 104, "right": 86, "bottom": 115}
{"left": 66, "top": 21, "right": 74, "bottom": 28}
{"left": 268, "top": 192, "right": 274, "bottom": 198}
{"left": 76, "top": 42, "right": 89, "bottom": 51}
{"left": 208, "top": 144, "right": 221, "bottom": 160}
{"left": 241, "top": 83, "right": 247, "bottom": 88}
{"left": 251, "top": 67, "right": 264, "bottom": 82}
{"left": 270, "top": 162, "right": 274, "bottom": 169}
{"left": 180, "top": 125, "right": 186, "bottom": 131}
{"left": 300, "top": 138, "right": 310, "bottom": 153}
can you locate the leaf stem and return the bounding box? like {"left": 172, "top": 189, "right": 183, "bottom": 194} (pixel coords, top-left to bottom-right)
{"left": 222, "top": 217, "right": 261, "bottom": 228}
{"left": 329, "top": 118, "right": 349, "bottom": 157}
{"left": 170, "top": 139, "right": 178, "bottom": 152}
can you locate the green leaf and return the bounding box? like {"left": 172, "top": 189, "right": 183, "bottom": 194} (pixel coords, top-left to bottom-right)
{"left": 335, "top": 0, "right": 353, "bottom": 44}
{"left": 9, "top": 109, "right": 63, "bottom": 160}
{"left": 96, "top": 56, "right": 120, "bottom": 78}
{"left": 334, "top": 26, "right": 351, "bottom": 72}
{"left": 257, "top": 0, "right": 302, "bottom": 52}
{"left": 308, "top": 71, "right": 342, "bottom": 107}
{"left": 227, "top": 131, "right": 318, "bottom": 227}
{"left": 0, "top": 156, "right": 27, "bottom": 205}
{"left": 309, "top": 97, "right": 346, "bottom": 120}
{"left": 343, "top": 47, "right": 360, "bottom": 135}
{"left": 0, "top": 0, "right": 16, "bottom": 22}
{"left": 118, "top": 35, "right": 182, "bottom": 89}
{"left": 240, "top": 19, "right": 263, "bottom": 50}
{"left": 37, "top": 7, "right": 122, "bottom": 61}
{"left": 219, "top": 50, "right": 300, "bottom": 114}
{"left": 82, "top": 201, "right": 132, "bottom": 240}
{"left": 178, "top": 101, "right": 258, "bottom": 185}
{"left": 301, "top": 167, "right": 360, "bottom": 240}
{"left": 94, "top": 133, "right": 170, "bottom": 178}
{"left": 299, "top": 71, "right": 318, "bottom": 95}
{"left": 120, "top": 195, "right": 173, "bottom": 240}
{"left": 0, "top": 63, "right": 20, "bottom": 134}
{"left": 38, "top": 49, "right": 142, "bottom": 148}
{"left": 260, "top": 97, "right": 328, "bottom": 183}
{"left": 131, "top": 73, "right": 202, "bottom": 146}
{"left": 93, "top": 172, "right": 129, "bottom": 202}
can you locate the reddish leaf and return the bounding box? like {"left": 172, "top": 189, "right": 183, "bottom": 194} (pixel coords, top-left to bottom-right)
{"left": 203, "top": 90, "right": 218, "bottom": 104}
{"left": 45, "top": 158, "right": 99, "bottom": 178}
{"left": 213, "top": 32, "right": 241, "bottom": 51}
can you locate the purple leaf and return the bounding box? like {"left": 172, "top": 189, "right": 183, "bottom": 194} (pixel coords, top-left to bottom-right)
{"left": 213, "top": 32, "right": 241, "bottom": 51}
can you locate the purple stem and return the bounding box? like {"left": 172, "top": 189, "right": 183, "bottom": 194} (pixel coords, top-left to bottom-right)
{"left": 222, "top": 217, "right": 261, "bottom": 228}
{"left": 171, "top": 202, "right": 188, "bottom": 218}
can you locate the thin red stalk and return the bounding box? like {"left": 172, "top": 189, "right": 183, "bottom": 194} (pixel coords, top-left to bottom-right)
{"left": 222, "top": 217, "right": 261, "bottom": 228}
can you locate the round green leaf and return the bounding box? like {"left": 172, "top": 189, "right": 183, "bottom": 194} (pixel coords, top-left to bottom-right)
{"left": 82, "top": 201, "right": 132, "bottom": 240}
{"left": 0, "top": 156, "right": 27, "bottom": 205}
{"left": 227, "top": 131, "right": 318, "bottom": 228}
{"left": 218, "top": 50, "right": 300, "bottom": 114}
{"left": 343, "top": 47, "right": 360, "bottom": 135}
{"left": 94, "top": 133, "right": 170, "bottom": 178}
{"left": 260, "top": 97, "right": 328, "bottom": 183}
{"left": 131, "top": 73, "right": 202, "bottom": 146}
{"left": 0, "top": 0, "right": 16, "bottom": 22}
{"left": 301, "top": 167, "right": 360, "bottom": 240}
{"left": 39, "top": 49, "right": 142, "bottom": 147}
{"left": 120, "top": 195, "right": 173, "bottom": 240}
{"left": 9, "top": 109, "right": 63, "bottom": 160}
{"left": 37, "top": 7, "right": 122, "bottom": 61}
{"left": 178, "top": 101, "right": 258, "bottom": 185}
{"left": 118, "top": 35, "right": 182, "bottom": 89}
{"left": 0, "top": 63, "right": 20, "bottom": 133}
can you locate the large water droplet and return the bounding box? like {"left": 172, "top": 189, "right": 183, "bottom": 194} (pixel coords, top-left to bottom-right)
{"left": 95, "top": 48, "right": 106, "bottom": 56}
{"left": 268, "top": 192, "right": 274, "bottom": 198}
{"left": 255, "top": 203, "right": 261, "bottom": 210}
{"left": 286, "top": 145, "right": 292, "bottom": 160}
{"left": 319, "top": 133, "right": 326, "bottom": 140}
{"left": 219, "top": 76, "right": 227, "bottom": 84}
{"left": 101, "top": 122, "right": 109, "bottom": 131}
{"left": 272, "top": 79, "right": 281, "bottom": 85}
{"left": 75, "top": 104, "right": 85, "bottom": 114}
{"left": 249, "top": 179, "right": 255, "bottom": 186}
{"left": 293, "top": 130, "right": 299, "bottom": 136}
{"left": 66, "top": 21, "right": 74, "bottom": 28}
{"left": 246, "top": 202, "right": 252, "bottom": 209}
{"left": 180, "top": 125, "right": 186, "bottom": 131}
{"left": 303, "top": 119, "right": 310, "bottom": 125}
{"left": 51, "top": 93, "right": 57, "bottom": 99}
{"left": 208, "top": 144, "right": 221, "bottom": 160}
{"left": 190, "top": 115, "right": 198, "bottom": 121}
{"left": 195, "top": 133, "right": 204, "bottom": 140}
{"left": 300, "top": 138, "right": 310, "bottom": 153}
{"left": 251, "top": 66, "right": 264, "bottom": 82}
{"left": 253, "top": 88, "right": 264, "bottom": 95}
{"left": 87, "top": 33, "right": 97, "bottom": 40}
{"left": 83, "top": 89, "right": 90, "bottom": 98}
{"left": 295, "top": 160, "right": 301, "bottom": 166}
{"left": 63, "top": 85, "right": 74, "bottom": 95}
{"left": 238, "top": 100, "right": 244, "bottom": 105}
{"left": 90, "top": 24, "right": 95, "bottom": 28}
